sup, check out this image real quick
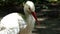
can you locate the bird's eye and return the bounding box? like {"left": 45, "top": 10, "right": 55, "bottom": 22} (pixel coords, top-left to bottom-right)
{"left": 29, "top": 7, "right": 31, "bottom": 11}
{"left": 29, "top": 7, "right": 30, "bottom": 10}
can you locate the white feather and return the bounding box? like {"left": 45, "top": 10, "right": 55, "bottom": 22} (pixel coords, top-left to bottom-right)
{"left": 0, "top": 13, "right": 27, "bottom": 34}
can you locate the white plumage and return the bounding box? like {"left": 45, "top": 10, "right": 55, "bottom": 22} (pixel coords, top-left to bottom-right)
{"left": 0, "top": 13, "right": 27, "bottom": 34}
{"left": 0, "top": 1, "right": 37, "bottom": 34}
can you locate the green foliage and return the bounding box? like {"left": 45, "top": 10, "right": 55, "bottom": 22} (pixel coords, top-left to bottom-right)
{"left": 0, "top": 0, "right": 27, "bottom": 6}
{"left": 47, "top": 0, "right": 58, "bottom": 2}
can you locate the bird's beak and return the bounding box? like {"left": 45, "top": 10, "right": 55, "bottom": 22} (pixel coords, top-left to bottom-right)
{"left": 29, "top": 8, "right": 38, "bottom": 21}
{"left": 29, "top": 8, "right": 40, "bottom": 25}
{"left": 31, "top": 12, "right": 37, "bottom": 21}
{"left": 31, "top": 12, "right": 40, "bottom": 25}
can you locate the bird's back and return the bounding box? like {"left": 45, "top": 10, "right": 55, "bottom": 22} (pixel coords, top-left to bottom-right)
{"left": 0, "top": 13, "right": 20, "bottom": 28}
{"left": 0, "top": 13, "right": 27, "bottom": 34}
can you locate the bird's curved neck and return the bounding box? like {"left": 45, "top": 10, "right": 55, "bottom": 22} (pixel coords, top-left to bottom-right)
{"left": 24, "top": 13, "right": 33, "bottom": 23}
{"left": 18, "top": 13, "right": 32, "bottom": 22}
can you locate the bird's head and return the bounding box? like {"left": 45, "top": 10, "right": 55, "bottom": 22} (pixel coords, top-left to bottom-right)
{"left": 23, "top": 1, "right": 35, "bottom": 14}
{"left": 23, "top": 1, "right": 40, "bottom": 25}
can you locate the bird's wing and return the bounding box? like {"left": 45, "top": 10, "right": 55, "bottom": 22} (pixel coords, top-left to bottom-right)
{"left": 0, "top": 13, "right": 27, "bottom": 34}
{"left": 17, "top": 14, "right": 27, "bottom": 30}
{"left": 0, "top": 23, "right": 19, "bottom": 34}
{"left": 0, "top": 13, "right": 20, "bottom": 34}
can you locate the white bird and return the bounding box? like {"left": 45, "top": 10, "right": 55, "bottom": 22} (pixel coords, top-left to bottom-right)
{"left": 0, "top": 1, "right": 39, "bottom": 34}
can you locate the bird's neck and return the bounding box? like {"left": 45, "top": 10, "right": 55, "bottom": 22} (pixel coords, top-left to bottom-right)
{"left": 25, "top": 14, "right": 34, "bottom": 22}
{"left": 23, "top": 10, "right": 34, "bottom": 23}
{"left": 18, "top": 13, "right": 33, "bottom": 22}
